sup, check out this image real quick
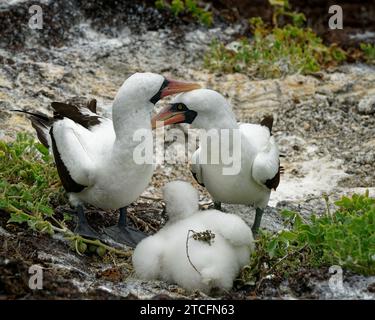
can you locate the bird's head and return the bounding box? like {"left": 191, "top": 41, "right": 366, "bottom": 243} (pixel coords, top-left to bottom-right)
{"left": 116, "top": 73, "right": 201, "bottom": 108}
{"left": 163, "top": 181, "right": 199, "bottom": 223}
{"left": 151, "top": 88, "right": 236, "bottom": 129}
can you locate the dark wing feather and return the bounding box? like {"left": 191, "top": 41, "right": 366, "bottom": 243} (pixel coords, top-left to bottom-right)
{"left": 260, "top": 114, "right": 282, "bottom": 190}
{"left": 260, "top": 115, "right": 273, "bottom": 134}
{"left": 49, "top": 128, "right": 87, "bottom": 193}
{"left": 265, "top": 164, "right": 281, "bottom": 191}
{"left": 86, "top": 99, "right": 97, "bottom": 113}
{"left": 191, "top": 170, "right": 205, "bottom": 187}
{"left": 51, "top": 101, "right": 101, "bottom": 130}
{"left": 14, "top": 97, "right": 98, "bottom": 194}
{"left": 12, "top": 98, "right": 101, "bottom": 147}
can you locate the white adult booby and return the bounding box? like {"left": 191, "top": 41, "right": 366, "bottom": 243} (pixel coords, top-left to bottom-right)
{"left": 151, "top": 89, "right": 281, "bottom": 235}
{"left": 133, "top": 181, "right": 254, "bottom": 293}
{"left": 16, "top": 73, "right": 200, "bottom": 247}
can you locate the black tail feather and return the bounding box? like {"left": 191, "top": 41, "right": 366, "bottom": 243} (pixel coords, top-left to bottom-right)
{"left": 12, "top": 109, "right": 52, "bottom": 148}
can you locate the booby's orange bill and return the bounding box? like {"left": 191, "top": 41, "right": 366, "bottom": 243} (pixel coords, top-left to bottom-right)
{"left": 161, "top": 79, "right": 201, "bottom": 98}
{"left": 151, "top": 103, "right": 197, "bottom": 129}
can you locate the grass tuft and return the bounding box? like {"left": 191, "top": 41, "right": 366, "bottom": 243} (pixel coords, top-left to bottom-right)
{"left": 204, "top": 1, "right": 346, "bottom": 78}
{"left": 360, "top": 43, "right": 375, "bottom": 64}
{"left": 0, "top": 133, "right": 130, "bottom": 257}
{"left": 155, "top": 0, "right": 213, "bottom": 26}
{"left": 241, "top": 192, "right": 375, "bottom": 287}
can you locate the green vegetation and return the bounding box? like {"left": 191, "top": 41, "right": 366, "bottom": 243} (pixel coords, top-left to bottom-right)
{"left": 1, "top": 134, "right": 374, "bottom": 280}
{"left": 155, "top": 0, "right": 213, "bottom": 26}
{"left": 0, "top": 133, "right": 63, "bottom": 218}
{"left": 204, "top": 0, "right": 346, "bottom": 78}
{"left": 0, "top": 134, "right": 130, "bottom": 257}
{"left": 360, "top": 43, "right": 375, "bottom": 64}
{"left": 269, "top": 0, "right": 306, "bottom": 27}
{"left": 242, "top": 192, "right": 375, "bottom": 287}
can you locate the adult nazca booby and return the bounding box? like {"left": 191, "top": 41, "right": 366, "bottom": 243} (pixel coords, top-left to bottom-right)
{"left": 151, "top": 89, "right": 281, "bottom": 235}
{"left": 16, "top": 73, "right": 200, "bottom": 247}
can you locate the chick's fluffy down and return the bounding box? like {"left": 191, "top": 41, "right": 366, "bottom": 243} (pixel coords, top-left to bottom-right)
{"left": 132, "top": 210, "right": 253, "bottom": 293}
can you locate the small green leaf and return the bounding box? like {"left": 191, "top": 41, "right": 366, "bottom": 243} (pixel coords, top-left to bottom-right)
{"left": 39, "top": 205, "right": 54, "bottom": 217}
{"left": 63, "top": 213, "right": 73, "bottom": 221}
{"left": 96, "top": 246, "right": 106, "bottom": 257}
{"left": 267, "top": 239, "right": 279, "bottom": 258}
{"left": 8, "top": 211, "right": 33, "bottom": 224}
{"left": 279, "top": 230, "right": 297, "bottom": 242}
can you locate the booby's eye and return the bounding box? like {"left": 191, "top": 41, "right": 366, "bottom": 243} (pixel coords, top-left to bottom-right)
{"left": 170, "top": 103, "right": 188, "bottom": 112}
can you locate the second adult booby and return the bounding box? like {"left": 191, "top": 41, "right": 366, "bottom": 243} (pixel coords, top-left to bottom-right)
{"left": 16, "top": 73, "right": 200, "bottom": 247}
{"left": 151, "top": 89, "right": 281, "bottom": 235}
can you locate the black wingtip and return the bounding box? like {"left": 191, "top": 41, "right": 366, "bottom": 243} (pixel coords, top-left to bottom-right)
{"left": 260, "top": 115, "right": 274, "bottom": 133}
{"left": 191, "top": 170, "right": 205, "bottom": 188}
{"left": 265, "top": 166, "right": 281, "bottom": 191}
{"left": 11, "top": 109, "right": 27, "bottom": 113}
{"left": 87, "top": 99, "right": 97, "bottom": 113}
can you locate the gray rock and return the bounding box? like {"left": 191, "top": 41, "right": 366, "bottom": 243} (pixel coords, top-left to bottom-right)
{"left": 358, "top": 95, "right": 375, "bottom": 114}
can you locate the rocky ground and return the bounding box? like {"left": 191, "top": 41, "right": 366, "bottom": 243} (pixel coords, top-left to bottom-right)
{"left": 0, "top": 0, "right": 374, "bottom": 299}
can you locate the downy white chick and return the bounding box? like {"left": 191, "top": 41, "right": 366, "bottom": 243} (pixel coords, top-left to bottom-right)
{"left": 132, "top": 181, "right": 254, "bottom": 294}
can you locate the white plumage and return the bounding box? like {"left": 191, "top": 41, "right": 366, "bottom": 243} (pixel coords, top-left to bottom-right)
{"left": 133, "top": 181, "right": 254, "bottom": 293}
{"left": 191, "top": 123, "right": 279, "bottom": 208}
{"left": 53, "top": 73, "right": 166, "bottom": 209}
{"left": 21, "top": 73, "right": 201, "bottom": 246}
{"left": 151, "top": 89, "right": 281, "bottom": 233}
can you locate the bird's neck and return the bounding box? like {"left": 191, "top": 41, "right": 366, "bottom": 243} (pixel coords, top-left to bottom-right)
{"left": 200, "top": 108, "right": 239, "bottom": 131}
{"left": 111, "top": 98, "right": 152, "bottom": 161}
{"left": 200, "top": 128, "right": 239, "bottom": 161}
{"left": 198, "top": 115, "right": 240, "bottom": 166}
{"left": 211, "top": 118, "right": 238, "bottom": 130}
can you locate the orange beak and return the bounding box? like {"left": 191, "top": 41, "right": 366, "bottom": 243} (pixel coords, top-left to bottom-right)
{"left": 160, "top": 78, "right": 201, "bottom": 98}
{"left": 151, "top": 105, "right": 186, "bottom": 129}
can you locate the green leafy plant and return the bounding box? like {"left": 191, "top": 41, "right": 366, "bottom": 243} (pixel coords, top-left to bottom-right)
{"left": 0, "top": 133, "right": 63, "bottom": 215}
{"left": 269, "top": 0, "right": 306, "bottom": 27}
{"left": 0, "top": 133, "right": 130, "bottom": 257}
{"left": 360, "top": 43, "right": 375, "bottom": 64}
{"left": 204, "top": 2, "right": 346, "bottom": 78}
{"left": 155, "top": 0, "right": 166, "bottom": 10}
{"left": 241, "top": 192, "right": 375, "bottom": 287}
{"left": 171, "top": 0, "right": 185, "bottom": 16}
{"left": 154, "top": 0, "right": 213, "bottom": 26}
